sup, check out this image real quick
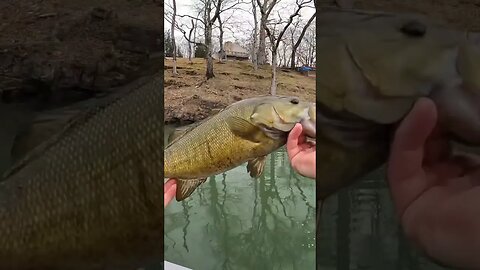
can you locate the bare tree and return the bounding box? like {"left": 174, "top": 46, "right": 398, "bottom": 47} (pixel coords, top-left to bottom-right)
{"left": 288, "top": 18, "right": 301, "bottom": 67}
{"left": 290, "top": 12, "right": 315, "bottom": 69}
{"left": 218, "top": 14, "right": 226, "bottom": 62}
{"left": 297, "top": 23, "right": 316, "bottom": 66}
{"left": 187, "top": 19, "right": 195, "bottom": 63}
{"left": 170, "top": 0, "right": 221, "bottom": 79}
{"left": 202, "top": 0, "right": 222, "bottom": 79}
{"left": 251, "top": 0, "right": 259, "bottom": 70}
{"left": 171, "top": 0, "right": 178, "bottom": 75}
{"left": 256, "top": 0, "right": 276, "bottom": 65}
{"left": 257, "top": 0, "right": 313, "bottom": 95}
{"left": 165, "top": 3, "right": 203, "bottom": 65}
{"left": 178, "top": 10, "right": 202, "bottom": 63}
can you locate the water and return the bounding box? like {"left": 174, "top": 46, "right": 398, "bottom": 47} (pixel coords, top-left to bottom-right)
{"left": 164, "top": 126, "right": 316, "bottom": 270}
{"left": 317, "top": 168, "right": 453, "bottom": 270}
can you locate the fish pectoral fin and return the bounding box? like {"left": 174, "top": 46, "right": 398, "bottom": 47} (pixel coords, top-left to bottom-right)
{"left": 226, "top": 116, "right": 265, "bottom": 143}
{"left": 247, "top": 156, "right": 267, "bottom": 178}
{"left": 259, "top": 126, "right": 286, "bottom": 141}
{"left": 176, "top": 178, "right": 207, "bottom": 201}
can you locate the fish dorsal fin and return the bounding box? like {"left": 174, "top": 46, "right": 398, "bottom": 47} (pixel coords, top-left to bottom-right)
{"left": 166, "top": 122, "right": 200, "bottom": 147}
{"left": 1, "top": 80, "right": 144, "bottom": 180}
{"left": 165, "top": 117, "right": 209, "bottom": 147}
{"left": 210, "top": 108, "right": 223, "bottom": 114}
{"left": 247, "top": 156, "right": 267, "bottom": 178}
{"left": 175, "top": 178, "right": 207, "bottom": 201}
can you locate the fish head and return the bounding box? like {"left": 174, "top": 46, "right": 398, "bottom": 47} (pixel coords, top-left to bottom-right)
{"left": 249, "top": 96, "right": 316, "bottom": 140}
{"left": 317, "top": 10, "right": 480, "bottom": 146}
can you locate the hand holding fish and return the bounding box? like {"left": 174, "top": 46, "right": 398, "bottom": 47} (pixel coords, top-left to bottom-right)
{"left": 286, "top": 123, "right": 316, "bottom": 179}
{"left": 388, "top": 98, "right": 480, "bottom": 269}
{"left": 164, "top": 179, "right": 177, "bottom": 207}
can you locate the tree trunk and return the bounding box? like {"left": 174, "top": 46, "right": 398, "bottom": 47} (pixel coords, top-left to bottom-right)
{"left": 171, "top": 0, "right": 178, "bottom": 75}
{"left": 251, "top": 0, "right": 258, "bottom": 70}
{"left": 270, "top": 49, "right": 277, "bottom": 95}
{"left": 205, "top": 23, "right": 214, "bottom": 79}
{"left": 218, "top": 15, "right": 225, "bottom": 62}
{"left": 257, "top": 16, "right": 267, "bottom": 65}
{"left": 193, "top": 19, "right": 198, "bottom": 62}
{"left": 290, "top": 49, "right": 297, "bottom": 69}
{"left": 188, "top": 19, "right": 194, "bottom": 63}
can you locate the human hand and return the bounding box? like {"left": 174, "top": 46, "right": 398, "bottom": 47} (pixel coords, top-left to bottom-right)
{"left": 286, "top": 123, "right": 316, "bottom": 179}
{"left": 388, "top": 97, "right": 480, "bottom": 269}
{"left": 164, "top": 179, "right": 177, "bottom": 208}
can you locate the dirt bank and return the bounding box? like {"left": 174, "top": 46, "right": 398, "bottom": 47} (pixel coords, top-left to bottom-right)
{"left": 0, "top": 0, "right": 161, "bottom": 110}
{"left": 163, "top": 58, "right": 316, "bottom": 124}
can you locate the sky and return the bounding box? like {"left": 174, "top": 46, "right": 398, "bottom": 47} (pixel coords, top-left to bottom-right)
{"left": 164, "top": 0, "right": 315, "bottom": 53}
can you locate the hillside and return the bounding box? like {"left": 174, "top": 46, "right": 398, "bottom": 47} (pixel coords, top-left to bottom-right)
{"left": 164, "top": 58, "right": 316, "bottom": 124}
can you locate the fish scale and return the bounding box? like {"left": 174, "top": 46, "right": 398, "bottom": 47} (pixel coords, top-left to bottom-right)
{"left": 0, "top": 75, "right": 163, "bottom": 270}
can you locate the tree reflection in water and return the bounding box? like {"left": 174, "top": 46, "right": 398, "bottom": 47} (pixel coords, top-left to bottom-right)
{"left": 317, "top": 168, "right": 452, "bottom": 270}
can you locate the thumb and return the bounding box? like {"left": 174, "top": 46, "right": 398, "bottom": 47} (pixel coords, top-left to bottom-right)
{"left": 286, "top": 123, "right": 303, "bottom": 158}
{"left": 388, "top": 98, "right": 437, "bottom": 215}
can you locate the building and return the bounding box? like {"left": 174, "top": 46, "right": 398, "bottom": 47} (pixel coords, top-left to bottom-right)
{"left": 213, "top": 41, "right": 250, "bottom": 61}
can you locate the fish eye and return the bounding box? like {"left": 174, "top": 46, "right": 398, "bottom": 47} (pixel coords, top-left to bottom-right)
{"left": 290, "top": 98, "right": 299, "bottom": 104}
{"left": 399, "top": 20, "right": 426, "bottom": 37}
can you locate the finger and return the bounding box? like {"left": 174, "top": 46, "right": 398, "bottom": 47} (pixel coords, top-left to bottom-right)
{"left": 164, "top": 179, "right": 177, "bottom": 207}
{"left": 389, "top": 98, "right": 437, "bottom": 179}
{"left": 164, "top": 178, "right": 176, "bottom": 190}
{"left": 286, "top": 123, "right": 303, "bottom": 158}
{"left": 388, "top": 98, "right": 438, "bottom": 214}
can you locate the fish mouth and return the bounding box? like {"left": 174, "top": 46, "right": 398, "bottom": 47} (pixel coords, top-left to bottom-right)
{"left": 270, "top": 105, "right": 316, "bottom": 143}
{"left": 301, "top": 118, "right": 316, "bottom": 139}
{"left": 272, "top": 106, "right": 311, "bottom": 132}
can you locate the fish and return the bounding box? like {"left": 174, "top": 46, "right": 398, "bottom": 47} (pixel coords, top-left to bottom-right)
{"left": 316, "top": 8, "right": 480, "bottom": 199}
{"left": 0, "top": 74, "right": 163, "bottom": 270}
{"left": 164, "top": 95, "right": 316, "bottom": 201}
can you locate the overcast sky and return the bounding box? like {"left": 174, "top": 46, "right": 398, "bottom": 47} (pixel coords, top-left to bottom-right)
{"left": 165, "top": 0, "right": 315, "bottom": 51}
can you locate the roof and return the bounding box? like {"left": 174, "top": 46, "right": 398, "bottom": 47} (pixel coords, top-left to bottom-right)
{"left": 223, "top": 41, "right": 249, "bottom": 58}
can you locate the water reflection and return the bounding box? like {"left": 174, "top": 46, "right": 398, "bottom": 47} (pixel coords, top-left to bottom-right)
{"left": 317, "top": 168, "right": 452, "bottom": 270}
{"left": 164, "top": 128, "right": 316, "bottom": 270}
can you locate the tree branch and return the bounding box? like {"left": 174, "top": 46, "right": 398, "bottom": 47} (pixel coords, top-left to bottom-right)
{"left": 178, "top": 14, "right": 206, "bottom": 25}
{"left": 274, "top": 0, "right": 313, "bottom": 49}
{"left": 292, "top": 11, "right": 315, "bottom": 51}
{"left": 210, "top": 0, "right": 223, "bottom": 23}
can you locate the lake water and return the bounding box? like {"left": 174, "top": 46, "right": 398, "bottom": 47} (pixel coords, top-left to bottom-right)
{"left": 317, "top": 168, "right": 453, "bottom": 270}
{"left": 164, "top": 126, "right": 316, "bottom": 270}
